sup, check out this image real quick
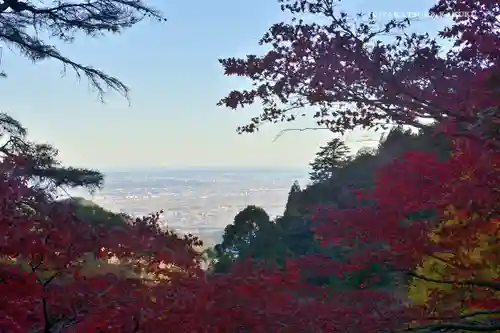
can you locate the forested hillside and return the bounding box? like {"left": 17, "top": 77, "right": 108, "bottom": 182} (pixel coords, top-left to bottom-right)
{"left": 209, "top": 125, "right": 451, "bottom": 289}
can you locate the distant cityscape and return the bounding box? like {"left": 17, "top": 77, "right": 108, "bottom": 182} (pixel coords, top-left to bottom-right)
{"left": 72, "top": 167, "right": 309, "bottom": 247}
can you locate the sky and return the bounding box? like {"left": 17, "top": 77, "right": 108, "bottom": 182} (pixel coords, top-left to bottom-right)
{"left": 0, "top": 0, "right": 449, "bottom": 169}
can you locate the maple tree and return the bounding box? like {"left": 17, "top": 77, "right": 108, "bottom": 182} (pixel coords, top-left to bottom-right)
{"left": 218, "top": 0, "right": 499, "bottom": 141}
{"left": 213, "top": 0, "right": 500, "bottom": 331}
{"left": 408, "top": 205, "right": 500, "bottom": 312}
{"left": 0, "top": 156, "right": 204, "bottom": 332}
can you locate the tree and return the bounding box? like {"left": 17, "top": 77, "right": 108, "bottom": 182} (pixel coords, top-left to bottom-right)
{"left": 212, "top": 205, "right": 276, "bottom": 272}
{"left": 289, "top": 180, "right": 301, "bottom": 193}
{"left": 310, "top": 138, "right": 500, "bottom": 331}
{"left": 284, "top": 180, "right": 301, "bottom": 216}
{"left": 0, "top": 113, "right": 103, "bottom": 203}
{"left": 0, "top": 156, "right": 204, "bottom": 332}
{"left": 4, "top": 0, "right": 500, "bottom": 331}
{"left": 218, "top": 0, "right": 499, "bottom": 145}
{"left": 406, "top": 204, "right": 500, "bottom": 330}
{"left": 0, "top": 0, "right": 165, "bottom": 98}
{"left": 214, "top": 0, "right": 500, "bottom": 331}
{"left": 54, "top": 197, "right": 130, "bottom": 228}
{"left": 208, "top": 124, "right": 455, "bottom": 300}
{"left": 309, "top": 138, "right": 350, "bottom": 184}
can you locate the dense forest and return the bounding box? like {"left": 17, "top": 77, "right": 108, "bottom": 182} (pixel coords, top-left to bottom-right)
{"left": 208, "top": 125, "right": 452, "bottom": 283}
{"left": 0, "top": 0, "right": 498, "bottom": 331}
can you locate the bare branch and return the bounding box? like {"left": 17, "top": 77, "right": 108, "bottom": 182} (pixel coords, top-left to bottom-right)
{"left": 272, "top": 127, "right": 334, "bottom": 142}
{"left": 408, "top": 271, "right": 500, "bottom": 291}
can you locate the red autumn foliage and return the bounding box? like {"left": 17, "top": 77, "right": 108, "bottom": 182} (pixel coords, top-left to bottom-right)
{"left": 1, "top": 0, "right": 499, "bottom": 332}
{"left": 311, "top": 139, "right": 500, "bottom": 331}
{"left": 214, "top": 0, "right": 500, "bottom": 331}
{"left": 218, "top": 0, "right": 499, "bottom": 140}
{"left": 0, "top": 157, "right": 204, "bottom": 332}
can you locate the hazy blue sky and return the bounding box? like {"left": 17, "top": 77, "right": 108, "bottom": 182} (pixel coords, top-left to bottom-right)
{"left": 1, "top": 0, "right": 448, "bottom": 169}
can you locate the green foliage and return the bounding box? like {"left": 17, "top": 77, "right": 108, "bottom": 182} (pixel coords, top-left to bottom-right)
{"left": 211, "top": 123, "right": 454, "bottom": 293}
{"left": 309, "top": 138, "right": 350, "bottom": 184}
{"left": 308, "top": 261, "right": 395, "bottom": 291}
{"left": 284, "top": 181, "right": 302, "bottom": 216}
{"left": 378, "top": 125, "right": 452, "bottom": 162}
{"left": 25, "top": 143, "right": 103, "bottom": 197}
{"left": 212, "top": 205, "right": 279, "bottom": 272}
{"left": 274, "top": 215, "right": 317, "bottom": 257}
{"left": 56, "top": 197, "right": 130, "bottom": 228}
{"left": 0, "top": 114, "right": 103, "bottom": 202}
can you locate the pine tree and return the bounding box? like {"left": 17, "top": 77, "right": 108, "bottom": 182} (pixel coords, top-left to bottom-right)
{"left": 284, "top": 181, "right": 301, "bottom": 216}
{"left": 0, "top": 113, "right": 103, "bottom": 203}
{"left": 309, "top": 138, "right": 350, "bottom": 184}
{"left": 0, "top": 0, "right": 164, "bottom": 97}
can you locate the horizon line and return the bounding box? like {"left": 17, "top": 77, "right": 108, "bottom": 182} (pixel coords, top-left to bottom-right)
{"left": 97, "top": 166, "right": 309, "bottom": 172}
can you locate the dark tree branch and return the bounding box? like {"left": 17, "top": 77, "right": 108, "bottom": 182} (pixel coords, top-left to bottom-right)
{"left": 408, "top": 271, "right": 500, "bottom": 291}
{"left": 273, "top": 126, "right": 333, "bottom": 142}
{"left": 0, "top": 0, "right": 165, "bottom": 99}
